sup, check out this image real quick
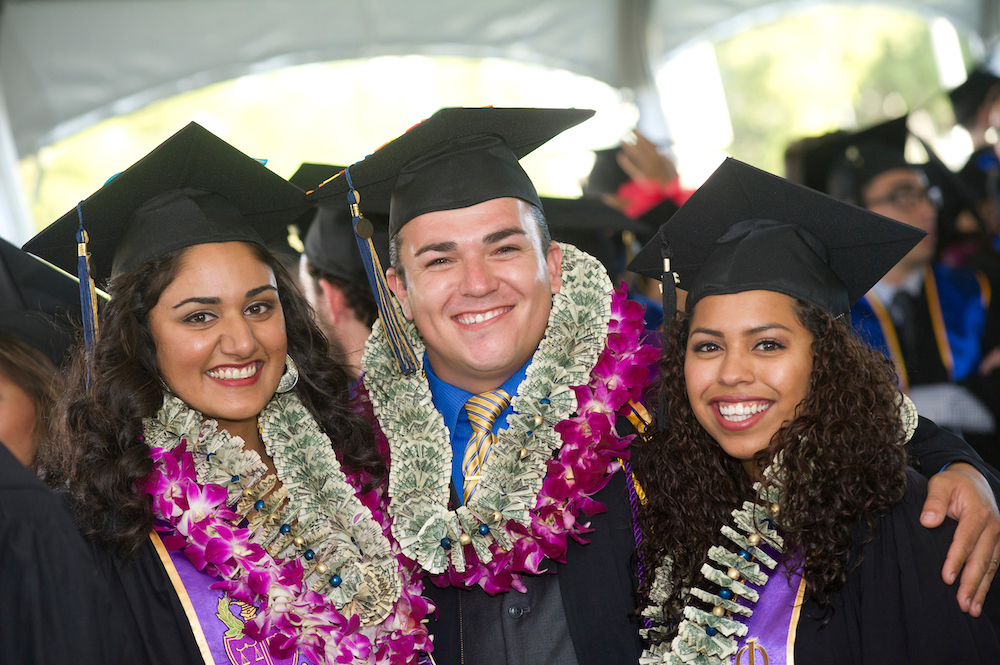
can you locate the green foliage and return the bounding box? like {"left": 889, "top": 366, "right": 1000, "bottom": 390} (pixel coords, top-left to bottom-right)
{"left": 715, "top": 6, "right": 967, "bottom": 176}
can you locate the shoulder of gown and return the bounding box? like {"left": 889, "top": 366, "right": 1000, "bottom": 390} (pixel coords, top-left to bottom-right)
{"left": 0, "top": 443, "right": 137, "bottom": 664}
{"left": 793, "top": 467, "right": 1000, "bottom": 664}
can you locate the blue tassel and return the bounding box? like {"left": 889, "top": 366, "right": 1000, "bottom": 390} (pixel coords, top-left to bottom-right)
{"left": 344, "top": 167, "right": 419, "bottom": 374}
{"left": 76, "top": 202, "right": 100, "bottom": 361}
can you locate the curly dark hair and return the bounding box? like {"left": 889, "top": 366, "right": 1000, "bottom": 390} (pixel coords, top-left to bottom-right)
{"left": 634, "top": 297, "right": 908, "bottom": 638}
{"left": 39, "top": 242, "right": 379, "bottom": 556}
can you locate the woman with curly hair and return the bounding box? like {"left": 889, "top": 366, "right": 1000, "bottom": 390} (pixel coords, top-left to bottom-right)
{"left": 630, "top": 159, "right": 1000, "bottom": 664}
{"left": 26, "top": 124, "right": 431, "bottom": 665}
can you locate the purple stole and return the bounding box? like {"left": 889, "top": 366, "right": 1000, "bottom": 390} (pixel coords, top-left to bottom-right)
{"left": 732, "top": 549, "right": 806, "bottom": 665}
{"left": 151, "top": 533, "right": 314, "bottom": 665}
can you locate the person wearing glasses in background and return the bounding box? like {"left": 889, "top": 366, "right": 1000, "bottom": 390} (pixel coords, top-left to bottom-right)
{"left": 793, "top": 117, "right": 1000, "bottom": 469}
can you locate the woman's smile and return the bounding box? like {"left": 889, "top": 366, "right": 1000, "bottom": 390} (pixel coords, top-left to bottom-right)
{"left": 711, "top": 397, "right": 773, "bottom": 430}
{"left": 685, "top": 290, "right": 815, "bottom": 472}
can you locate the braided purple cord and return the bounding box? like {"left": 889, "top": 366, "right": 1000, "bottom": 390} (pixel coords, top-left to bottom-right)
{"left": 622, "top": 456, "right": 652, "bottom": 629}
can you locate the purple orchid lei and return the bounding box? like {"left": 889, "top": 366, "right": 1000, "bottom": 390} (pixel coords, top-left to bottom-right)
{"left": 142, "top": 441, "right": 433, "bottom": 664}
{"left": 362, "top": 283, "right": 658, "bottom": 595}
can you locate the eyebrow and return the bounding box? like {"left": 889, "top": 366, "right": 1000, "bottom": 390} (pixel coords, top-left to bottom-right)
{"left": 691, "top": 323, "right": 790, "bottom": 337}
{"left": 172, "top": 285, "right": 277, "bottom": 309}
{"left": 414, "top": 241, "right": 458, "bottom": 258}
{"left": 412, "top": 227, "right": 528, "bottom": 258}
{"left": 482, "top": 227, "right": 527, "bottom": 245}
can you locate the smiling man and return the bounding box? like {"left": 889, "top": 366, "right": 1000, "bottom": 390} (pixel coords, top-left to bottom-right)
{"left": 310, "top": 107, "right": 659, "bottom": 665}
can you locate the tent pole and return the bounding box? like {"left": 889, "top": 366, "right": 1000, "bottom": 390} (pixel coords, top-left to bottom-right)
{"left": 0, "top": 4, "right": 34, "bottom": 245}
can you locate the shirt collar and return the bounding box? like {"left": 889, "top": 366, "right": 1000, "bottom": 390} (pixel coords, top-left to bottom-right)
{"left": 424, "top": 352, "right": 532, "bottom": 433}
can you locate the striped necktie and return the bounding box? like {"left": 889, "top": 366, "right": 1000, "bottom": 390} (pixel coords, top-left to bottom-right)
{"left": 461, "top": 388, "right": 512, "bottom": 503}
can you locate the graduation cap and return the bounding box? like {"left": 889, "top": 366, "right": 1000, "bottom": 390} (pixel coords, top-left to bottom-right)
{"left": 541, "top": 196, "right": 651, "bottom": 278}
{"left": 0, "top": 237, "right": 85, "bottom": 366}
{"left": 628, "top": 158, "right": 926, "bottom": 321}
{"left": 293, "top": 162, "right": 391, "bottom": 287}
{"left": 306, "top": 106, "right": 594, "bottom": 374}
{"left": 265, "top": 163, "right": 348, "bottom": 269}
{"left": 302, "top": 166, "right": 391, "bottom": 286}
{"left": 949, "top": 68, "right": 1000, "bottom": 127}
{"left": 289, "top": 163, "right": 345, "bottom": 193}
{"left": 23, "top": 122, "right": 311, "bottom": 353}
{"left": 788, "top": 116, "right": 910, "bottom": 203}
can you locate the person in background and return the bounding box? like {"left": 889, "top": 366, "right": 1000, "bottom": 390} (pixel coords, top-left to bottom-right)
{"left": 791, "top": 118, "right": 1000, "bottom": 467}
{"left": 1, "top": 431, "right": 134, "bottom": 663}
{"left": 0, "top": 237, "right": 81, "bottom": 468}
{"left": 583, "top": 132, "right": 691, "bottom": 329}
{"left": 631, "top": 157, "right": 999, "bottom": 664}
{"left": 951, "top": 68, "right": 1000, "bottom": 231}
{"left": 295, "top": 163, "right": 390, "bottom": 380}
{"left": 0, "top": 227, "right": 129, "bottom": 664}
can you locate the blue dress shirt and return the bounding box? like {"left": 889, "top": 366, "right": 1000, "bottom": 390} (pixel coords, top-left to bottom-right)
{"left": 424, "top": 352, "right": 530, "bottom": 504}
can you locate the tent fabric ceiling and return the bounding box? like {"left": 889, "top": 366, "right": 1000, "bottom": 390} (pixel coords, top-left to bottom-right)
{"left": 1, "top": 0, "right": 997, "bottom": 158}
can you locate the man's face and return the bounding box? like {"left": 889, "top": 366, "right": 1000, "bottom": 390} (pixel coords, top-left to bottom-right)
{"left": 386, "top": 197, "right": 563, "bottom": 394}
{"left": 862, "top": 167, "right": 938, "bottom": 269}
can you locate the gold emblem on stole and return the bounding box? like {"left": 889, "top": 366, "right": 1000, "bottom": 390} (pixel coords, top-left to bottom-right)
{"left": 735, "top": 637, "right": 769, "bottom": 665}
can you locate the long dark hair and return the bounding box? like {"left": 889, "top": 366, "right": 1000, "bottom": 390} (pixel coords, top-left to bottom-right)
{"left": 0, "top": 333, "right": 61, "bottom": 468}
{"left": 635, "top": 298, "right": 908, "bottom": 638}
{"left": 40, "top": 242, "right": 378, "bottom": 556}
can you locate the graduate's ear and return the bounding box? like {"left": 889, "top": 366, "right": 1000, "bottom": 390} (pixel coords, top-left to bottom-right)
{"left": 318, "top": 278, "right": 349, "bottom": 326}
{"left": 386, "top": 267, "right": 413, "bottom": 320}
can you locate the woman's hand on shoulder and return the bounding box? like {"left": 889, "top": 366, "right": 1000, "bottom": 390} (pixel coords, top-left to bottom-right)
{"left": 921, "top": 462, "right": 1000, "bottom": 617}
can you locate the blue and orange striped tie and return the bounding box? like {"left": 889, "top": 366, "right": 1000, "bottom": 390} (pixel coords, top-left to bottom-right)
{"left": 461, "top": 388, "right": 512, "bottom": 503}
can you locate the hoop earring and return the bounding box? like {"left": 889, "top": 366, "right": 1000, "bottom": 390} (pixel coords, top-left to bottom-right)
{"left": 276, "top": 354, "right": 299, "bottom": 393}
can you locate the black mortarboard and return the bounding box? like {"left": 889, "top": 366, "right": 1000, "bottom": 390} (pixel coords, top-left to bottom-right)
{"left": 307, "top": 107, "right": 594, "bottom": 236}
{"left": 305, "top": 107, "right": 594, "bottom": 374}
{"left": 949, "top": 68, "right": 1000, "bottom": 127}
{"left": 294, "top": 162, "right": 391, "bottom": 285}
{"left": 290, "top": 163, "right": 345, "bottom": 193}
{"left": 24, "top": 122, "right": 311, "bottom": 287}
{"left": 0, "top": 237, "right": 85, "bottom": 365}
{"left": 266, "top": 163, "right": 348, "bottom": 269}
{"left": 628, "top": 158, "right": 925, "bottom": 319}
{"left": 790, "top": 116, "right": 910, "bottom": 203}
{"left": 542, "top": 196, "right": 651, "bottom": 278}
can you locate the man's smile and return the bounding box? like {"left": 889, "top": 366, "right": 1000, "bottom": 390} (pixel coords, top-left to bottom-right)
{"left": 453, "top": 306, "right": 512, "bottom": 326}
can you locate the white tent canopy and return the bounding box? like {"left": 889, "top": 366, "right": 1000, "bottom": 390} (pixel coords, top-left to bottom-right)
{"left": 1, "top": 0, "right": 998, "bottom": 242}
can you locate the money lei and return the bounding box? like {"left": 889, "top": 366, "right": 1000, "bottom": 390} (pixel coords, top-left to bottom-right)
{"left": 639, "top": 484, "right": 786, "bottom": 665}
{"left": 363, "top": 244, "right": 658, "bottom": 588}
{"left": 141, "top": 391, "right": 432, "bottom": 664}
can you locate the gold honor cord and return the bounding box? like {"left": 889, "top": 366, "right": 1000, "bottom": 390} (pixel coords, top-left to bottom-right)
{"left": 149, "top": 531, "right": 217, "bottom": 665}
{"left": 864, "top": 292, "right": 910, "bottom": 391}
{"left": 923, "top": 266, "right": 958, "bottom": 381}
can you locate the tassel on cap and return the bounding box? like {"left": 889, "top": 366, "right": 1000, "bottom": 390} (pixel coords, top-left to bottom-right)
{"left": 75, "top": 201, "right": 100, "bottom": 354}
{"left": 660, "top": 239, "right": 678, "bottom": 325}
{"left": 344, "top": 166, "right": 419, "bottom": 374}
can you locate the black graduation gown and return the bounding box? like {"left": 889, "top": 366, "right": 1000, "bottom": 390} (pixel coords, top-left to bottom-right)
{"left": 0, "top": 442, "right": 135, "bottom": 664}
{"left": 86, "top": 535, "right": 204, "bottom": 665}
{"left": 795, "top": 468, "right": 1000, "bottom": 663}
